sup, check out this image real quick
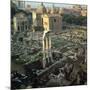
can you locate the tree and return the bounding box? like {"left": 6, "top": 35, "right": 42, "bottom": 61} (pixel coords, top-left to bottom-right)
{"left": 11, "top": 1, "right": 18, "bottom": 19}
{"left": 62, "top": 14, "right": 87, "bottom": 26}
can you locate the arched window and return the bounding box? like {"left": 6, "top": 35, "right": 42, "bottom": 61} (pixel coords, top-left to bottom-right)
{"left": 19, "top": 37, "right": 23, "bottom": 42}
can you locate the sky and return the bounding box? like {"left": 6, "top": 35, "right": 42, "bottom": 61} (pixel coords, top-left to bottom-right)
{"left": 17, "top": 0, "right": 74, "bottom": 8}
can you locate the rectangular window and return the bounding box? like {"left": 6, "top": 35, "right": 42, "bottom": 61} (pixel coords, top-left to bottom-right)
{"left": 54, "top": 19, "right": 56, "bottom": 22}
{"left": 26, "top": 25, "right": 27, "bottom": 30}
{"left": 18, "top": 26, "right": 20, "bottom": 31}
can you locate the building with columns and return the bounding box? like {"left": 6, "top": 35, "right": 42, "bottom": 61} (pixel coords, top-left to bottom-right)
{"left": 13, "top": 12, "right": 28, "bottom": 33}
{"left": 13, "top": 10, "right": 32, "bottom": 34}
{"left": 42, "top": 14, "right": 62, "bottom": 33}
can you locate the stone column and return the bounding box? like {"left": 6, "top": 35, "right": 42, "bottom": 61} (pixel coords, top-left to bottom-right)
{"left": 19, "top": 22, "right": 21, "bottom": 32}
{"left": 24, "top": 21, "right": 26, "bottom": 31}
{"left": 49, "top": 35, "right": 53, "bottom": 63}
{"left": 42, "top": 31, "right": 53, "bottom": 68}
{"left": 46, "top": 36, "right": 50, "bottom": 63}
{"left": 42, "top": 38, "right": 46, "bottom": 68}
{"left": 13, "top": 17, "right": 17, "bottom": 34}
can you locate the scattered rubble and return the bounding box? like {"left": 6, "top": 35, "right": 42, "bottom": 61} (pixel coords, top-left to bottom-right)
{"left": 11, "top": 28, "right": 87, "bottom": 89}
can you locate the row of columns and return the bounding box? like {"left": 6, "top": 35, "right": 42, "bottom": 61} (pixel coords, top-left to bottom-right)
{"left": 42, "top": 31, "right": 53, "bottom": 68}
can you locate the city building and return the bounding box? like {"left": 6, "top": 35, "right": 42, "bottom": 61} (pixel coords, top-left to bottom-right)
{"left": 42, "top": 14, "right": 62, "bottom": 33}
{"left": 36, "top": 13, "right": 43, "bottom": 27}
{"left": 25, "top": 4, "right": 31, "bottom": 12}
{"left": 61, "top": 8, "right": 81, "bottom": 16}
{"left": 73, "top": 5, "right": 82, "bottom": 11}
{"left": 36, "top": 2, "right": 47, "bottom": 14}
{"left": 13, "top": 10, "right": 31, "bottom": 34}
{"left": 81, "top": 8, "right": 87, "bottom": 16}
{"left": 35, "top": 3, "right": 62, "bottom": 32}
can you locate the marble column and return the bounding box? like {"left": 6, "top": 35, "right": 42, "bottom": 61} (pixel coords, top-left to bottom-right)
{"left": 42, "top": 31, "right": 53, "bottom": 68}
{"left": 42, "top": 38, "right": 46, "bottom": 68}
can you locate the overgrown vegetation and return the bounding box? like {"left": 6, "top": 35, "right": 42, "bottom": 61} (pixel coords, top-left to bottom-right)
{"left": 62, "top": 14, "right": 87, "bottom": 26}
